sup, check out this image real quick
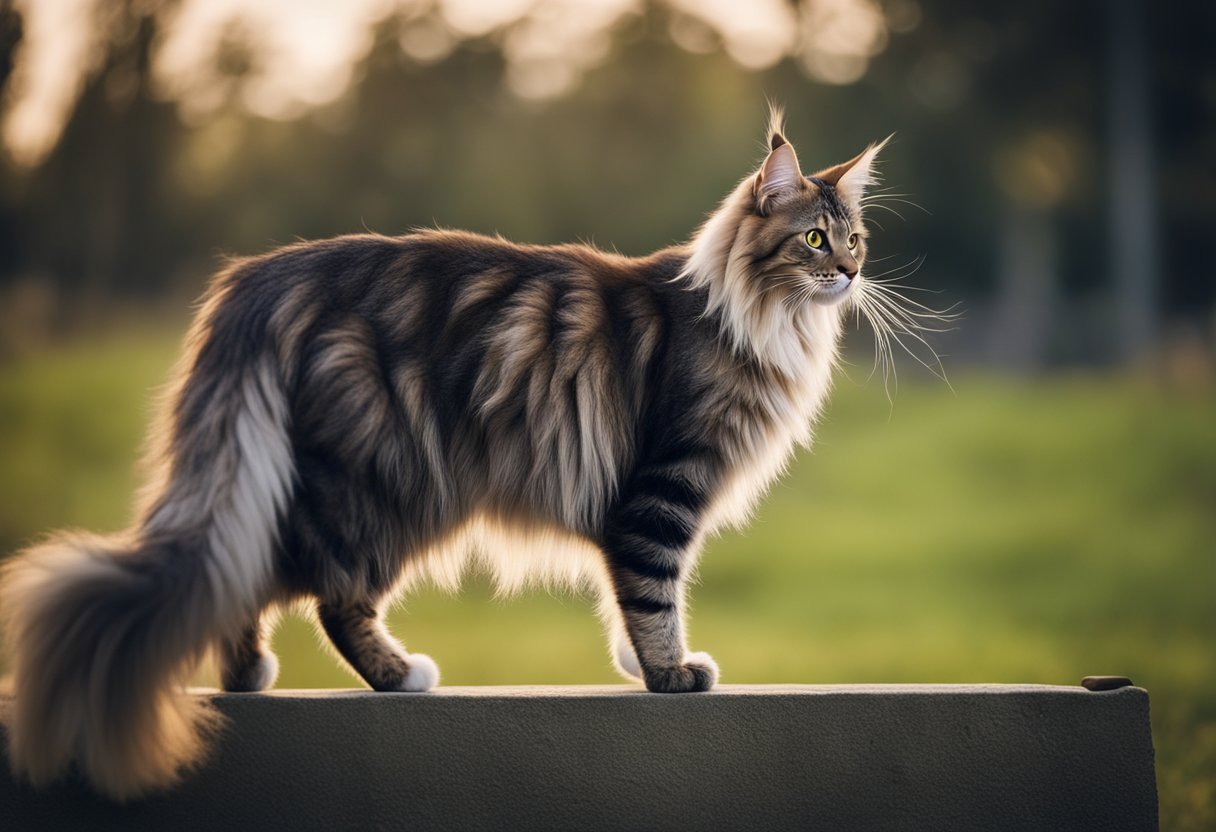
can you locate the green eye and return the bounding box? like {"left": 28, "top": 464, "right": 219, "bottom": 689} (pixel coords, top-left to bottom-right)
{"left": 805, "top": 229, "right": 825, "bottom": 249}
{"left": 847, "top": 233, "right": 858, "bottom": 250}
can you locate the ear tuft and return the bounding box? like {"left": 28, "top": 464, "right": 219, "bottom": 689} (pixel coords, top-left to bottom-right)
{"left": 755, "top": 102, "right": 802, "bottom": 211}
{"left": 814, "top": 134, "right": 893, "bottom": 208}
{"left": 765, "top": 101, "right": 787, "bottom": 152}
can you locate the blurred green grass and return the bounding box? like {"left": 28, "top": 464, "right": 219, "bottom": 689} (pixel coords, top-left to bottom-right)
{"left": 1, "top": 329, "right": 1213, "bottom": 830}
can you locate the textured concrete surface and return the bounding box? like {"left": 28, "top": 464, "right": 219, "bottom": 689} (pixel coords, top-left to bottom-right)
{"left": 0, "top": 684, "right": 1157, "bottom": 831}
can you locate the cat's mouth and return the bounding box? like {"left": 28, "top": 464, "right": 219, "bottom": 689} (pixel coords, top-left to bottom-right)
{"left": 810, "top": 274, "right": 856, "bottom": 306}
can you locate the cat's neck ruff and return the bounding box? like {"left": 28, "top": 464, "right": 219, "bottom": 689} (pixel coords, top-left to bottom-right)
{"left": 676, "top": 179, "right": 849, "bottom": 533}
{"left": 698, "top": 306, "right": 843, "bottom": 535}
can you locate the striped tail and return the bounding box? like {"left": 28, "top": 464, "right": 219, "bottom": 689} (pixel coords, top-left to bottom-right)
{"left": 0, "top": 355, "right": 293, "bottom": 800}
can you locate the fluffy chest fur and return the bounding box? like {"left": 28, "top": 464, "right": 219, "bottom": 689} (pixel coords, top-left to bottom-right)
{"left": 697, "top": 303, "right": 844, "bottom": 534}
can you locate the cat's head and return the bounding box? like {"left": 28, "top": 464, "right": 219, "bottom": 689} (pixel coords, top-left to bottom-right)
{"left": 747, "top": 109, "right": 888, "bottom": 309}
{"left": 683, "top": 107, "right": 889, "bottom": 371}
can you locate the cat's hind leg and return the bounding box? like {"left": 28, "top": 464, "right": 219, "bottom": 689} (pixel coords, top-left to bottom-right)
{"left": 318, "top": 599, "right": 438, "bottom": 692}
{"left": 219, "top": 614, "right": 280, "bottom": 692}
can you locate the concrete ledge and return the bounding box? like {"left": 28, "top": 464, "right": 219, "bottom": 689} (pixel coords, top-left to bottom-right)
{"left": 1, "top": 684, "right": 1157, "bottom": 831}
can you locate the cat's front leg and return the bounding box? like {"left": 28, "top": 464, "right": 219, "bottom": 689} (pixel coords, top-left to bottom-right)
{"left": 601, "top": 473, "right": 719, "bottom": 693}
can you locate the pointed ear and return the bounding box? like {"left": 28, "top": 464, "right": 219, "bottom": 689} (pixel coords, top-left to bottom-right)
{"left": 814, "top": 134, "right": 892, "bottom": 208}
{"left": 754, "top": 141, "right": 804, "bottom": 213}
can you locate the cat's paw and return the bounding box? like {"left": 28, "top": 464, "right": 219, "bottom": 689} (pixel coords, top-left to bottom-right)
{"left": 642, "top": 652, "right": 719, "bottom": 693}
{"left": 396, "top": 653, "right": 439, "bottom": 692}
{"left": 222, "top": 652, "right": 279, "bottom": 692}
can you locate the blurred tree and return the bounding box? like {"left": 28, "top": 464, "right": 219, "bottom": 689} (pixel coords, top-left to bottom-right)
{"left": 1107, "top": 0, "right": 1159, "bottom": 362}
{"left": 0, "top": 0, "right": 22, "bottom": 282}
{"left": 8, "top": 0, "right": 185, "bottom": 321}
{"left": 0, "top": 0, "right": 17, "bottom": 92}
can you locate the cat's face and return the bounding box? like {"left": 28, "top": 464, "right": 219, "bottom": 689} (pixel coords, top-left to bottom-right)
{"left": 739, "top": 135, "right": 886, "bottom": 309}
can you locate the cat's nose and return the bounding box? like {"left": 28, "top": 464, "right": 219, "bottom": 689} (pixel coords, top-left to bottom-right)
{"left": 838, "top": 263, "right": 858, "bottom": 280}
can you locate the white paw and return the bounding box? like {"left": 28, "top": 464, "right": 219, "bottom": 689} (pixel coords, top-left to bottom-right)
{"left": 399, "top": 653, "right": 439, "bottom": 692}
{"left": 252, "top": 652, "right": 280, "bottom": 691}
{"left": 684, "top": 651, "right": 720, "bottom": 687}
{"left": 613, "top": 641, "right": 643, "bottom": 680}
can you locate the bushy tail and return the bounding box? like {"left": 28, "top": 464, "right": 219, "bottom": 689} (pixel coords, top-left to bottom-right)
{"left": 1, "top": 533, "right": 226, "bottom": 798}
{"left": 1, "top": 353, "right": 294, "bottom": 801}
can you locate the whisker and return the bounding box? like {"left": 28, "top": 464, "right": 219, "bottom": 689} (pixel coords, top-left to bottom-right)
{"left": 858, "top": 290, "right": 953, "bottom": 388}
{"left": 851, "top": 292, "right": 897, "bottom": 398}
{"left": 864, "top": 284, "right": 963, "bottom": 322}
{"left": 861, "top": 191, "right": 918, "bottom": 200}
{"left": 862, "top": 202, "right": 906, "bottom": 222}
{"left": 759, "top": 273, "right": 811, "bottom": 295}
{"left": 859, "top": 254, "right": 925, "bottom": 282}
{"left": 761, "top": 278, "right": 806, "bottom": 292}
{"left": 782, "top": 289, "right": 810, "bottom": 311}
{"left": 863, "top": 186, "right": 912, "bottom": 197}
{"left": 862, "top": 260, "right": 961, "bottom": 323}
{"left": 863, "top": 196, "right": 931, "bottom": 215}
{"left": 847, "top": 263, "right": 957, "bottom": 398}
{"left": 866, "top": 280, "right": 945, "bottom": 292}
{"left": 865, "top": 287, "right": 957, "bottom": 312}
{"left": 865, "top": 296, "right": 959, "bottom": 335}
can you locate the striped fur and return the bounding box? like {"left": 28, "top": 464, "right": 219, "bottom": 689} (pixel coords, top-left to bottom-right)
{"left": 0, "top": 111, "right": 886, "bottom": 799}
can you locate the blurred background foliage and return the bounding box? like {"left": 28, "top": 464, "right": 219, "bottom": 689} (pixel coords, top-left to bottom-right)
{"left": 0, "top": 0, "right": 1213, "bottom": 828}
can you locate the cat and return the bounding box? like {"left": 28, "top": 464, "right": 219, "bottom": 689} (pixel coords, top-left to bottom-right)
{"left": 1, "top": 107, "right": 889, "bottom": 800}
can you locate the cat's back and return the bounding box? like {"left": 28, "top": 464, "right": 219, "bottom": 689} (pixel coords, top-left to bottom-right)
{"left": 202, "top": 225, "right": 700, "bottom": 399}
{"left": 222, "top": 228, "right": 691, "bottom": 311}
{"left": 200, "top": 229, "right": 708, "bottom": 423}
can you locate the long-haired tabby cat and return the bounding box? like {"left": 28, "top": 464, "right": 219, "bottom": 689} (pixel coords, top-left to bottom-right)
{"left": 2, "top": 108, "right": 893, "bottom": 799}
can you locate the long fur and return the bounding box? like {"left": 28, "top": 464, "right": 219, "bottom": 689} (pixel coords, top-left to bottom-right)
{"left": 1, "top": 109, "right": 890, "bottom": 800}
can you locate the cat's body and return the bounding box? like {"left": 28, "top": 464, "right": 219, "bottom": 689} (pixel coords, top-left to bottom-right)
{"left": 1, "top": 111, "right": 888, "bottom": 800}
